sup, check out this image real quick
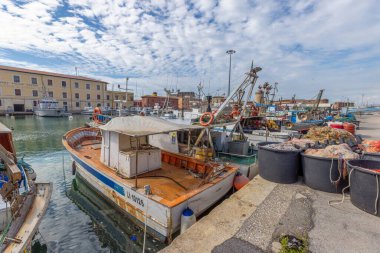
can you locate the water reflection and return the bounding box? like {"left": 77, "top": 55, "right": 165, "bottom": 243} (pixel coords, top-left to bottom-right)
{"left": 0, "top": 115, "right": 165, "bottom": 252}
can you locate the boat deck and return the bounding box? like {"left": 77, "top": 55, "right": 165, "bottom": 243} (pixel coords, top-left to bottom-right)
{"left": 75, "top": 140, "right": 220, "bottom": 203}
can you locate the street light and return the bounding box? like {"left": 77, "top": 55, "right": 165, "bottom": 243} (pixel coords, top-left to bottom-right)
{"left": 226, "top": 49, "right": 236, "bottom": 96}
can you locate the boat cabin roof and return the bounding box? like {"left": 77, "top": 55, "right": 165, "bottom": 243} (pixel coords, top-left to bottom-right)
{"left": 98, "top": 116, "right": 202, "bottom": 137}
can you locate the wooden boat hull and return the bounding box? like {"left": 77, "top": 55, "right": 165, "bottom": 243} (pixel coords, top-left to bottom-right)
{"left": 70, "top": 152, "right": 235, "bottom": 242}
{"left": 2, "top": 182, "right": 52, "bottom": 253}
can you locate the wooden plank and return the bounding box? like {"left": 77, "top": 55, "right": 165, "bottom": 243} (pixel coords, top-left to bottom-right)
{"left": 0, "top": 144, "right": 21, "bottom": 182}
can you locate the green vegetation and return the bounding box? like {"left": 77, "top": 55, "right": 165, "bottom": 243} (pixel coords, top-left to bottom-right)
{"left": 279, "top": 235, "right": 308, "bottom": 253}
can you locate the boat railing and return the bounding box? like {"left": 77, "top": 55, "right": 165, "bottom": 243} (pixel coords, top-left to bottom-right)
{"left": 65, "top": 128, "right": 101, "bottom": 148}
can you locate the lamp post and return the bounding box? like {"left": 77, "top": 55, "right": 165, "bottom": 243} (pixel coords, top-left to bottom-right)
{"left": 226, "top": 49, "right": 236, "bottom": 96}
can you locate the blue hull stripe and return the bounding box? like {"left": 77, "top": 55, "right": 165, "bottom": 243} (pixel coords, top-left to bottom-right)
{"left": 72, "top": 155, "right": 125, "bottom": 196}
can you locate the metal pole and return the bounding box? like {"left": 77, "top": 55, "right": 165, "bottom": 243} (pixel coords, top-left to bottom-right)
{"left": 228, "top": 53, "right": 232, "bottom": 96}
{"left": 226, "top": 49, "right": 236, "bottom": 96}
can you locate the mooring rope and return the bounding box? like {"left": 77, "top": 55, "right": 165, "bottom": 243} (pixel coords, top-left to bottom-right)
{"left": 374, "top": 174, "right": 379, "bottom": 215}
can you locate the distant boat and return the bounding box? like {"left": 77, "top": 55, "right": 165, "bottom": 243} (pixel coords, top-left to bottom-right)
{"left": 34, "top": 97, "right": 71, "bottom": 117}
{"left": 0, "top": 122, "right": 52, "bottom": 252}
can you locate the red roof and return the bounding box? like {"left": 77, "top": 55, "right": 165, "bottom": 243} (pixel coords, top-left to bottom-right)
{"left": 0, "top": 65, "right": 107, "bottom": 83}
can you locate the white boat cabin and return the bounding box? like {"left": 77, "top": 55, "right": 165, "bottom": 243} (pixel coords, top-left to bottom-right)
{"left": 99, "top": 116, "right": 199, "bottom": 179}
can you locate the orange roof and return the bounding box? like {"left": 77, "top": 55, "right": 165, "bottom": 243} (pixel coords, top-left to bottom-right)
{"left": 0, "top": 65, "right": 107, "bottom": 83}
{"left": 142, "top": 95, "right": 179, "bottom": 99}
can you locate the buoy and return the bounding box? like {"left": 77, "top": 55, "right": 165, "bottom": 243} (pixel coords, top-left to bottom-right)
{"left": 68, "top": 115, "right": 73, "bottom": 120}
{"left": 180, "top": 207, "right": 196, "bottom": 234}
{"left": 199, "top": 112, "right": 214, "bottom": 126}
{"left": 233, "top": 172, "right": 250, "bottom": 190}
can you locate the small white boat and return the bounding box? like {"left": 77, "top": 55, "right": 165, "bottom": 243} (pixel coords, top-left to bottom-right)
{"left": 80, "top": 106, "right": 94, "bottom": 115}
{"left": 63, "top": 116, "right": 237, "bottom": 242}
{"left": 34, "top": 97, "right": 71, "bottom": 117}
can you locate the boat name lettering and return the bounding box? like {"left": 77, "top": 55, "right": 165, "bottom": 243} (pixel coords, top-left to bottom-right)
{"left": 126, "top": 191, "right": 145, "bottom": 207}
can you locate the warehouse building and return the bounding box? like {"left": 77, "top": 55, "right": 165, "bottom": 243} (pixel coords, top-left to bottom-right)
{"left": 0, "top": 65, "right": 133, "bottom": 113}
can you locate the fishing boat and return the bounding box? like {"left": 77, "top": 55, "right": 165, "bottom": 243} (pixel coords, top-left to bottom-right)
{"left": 62, "top": 116, "right": 237, "bottom": 242}
{"left": 0, "top": 122, "right": 52, "bottom": 252}
{"left": 34, "top": 96, "right": 71, "bottom": 117}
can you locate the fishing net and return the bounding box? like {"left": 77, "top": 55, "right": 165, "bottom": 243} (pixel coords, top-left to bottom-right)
{"left": 304, "top": 144, "right": 360, "bottom": 159}
{"left": 302, "top": 126, "right": 355, "bottom": 142}
{"left": 361, "top": 140, "right": 380, "bottom": 153}
{"left": 263, "top": 139, "right": 315, "bottom": 151}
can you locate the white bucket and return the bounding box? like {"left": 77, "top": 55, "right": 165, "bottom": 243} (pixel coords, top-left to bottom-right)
{"left": 180, "top": 207, "right": 196, "bottom": 234}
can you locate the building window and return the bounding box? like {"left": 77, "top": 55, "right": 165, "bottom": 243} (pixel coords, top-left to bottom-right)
{"left": 97, "top": 94, "right": 101, "bottom": 100}
{"left": 15, "top": 89, "right": 21, "bottom": 96}
{"left": 97, "top": 85, "right": 100, "bottom": 90}
{"left": 32, "top": 90, "right": 38, "bottom": 97}
{"left": 13, "top": 76, "right": 20, "bottom": 83}
{"left": 86, "top": 83, "right": 90, "bottom": 89}
{"left": 48, "top": 79, "right": 53, "bottom": 86}
{"left": 31, "top": 77, "right": 38, "bottom": 85}
{"left": 33, "top": 101, "right": 37, "bottom": 106}
{"left": 0, "top": 100, "right": 2, "bottom": 106}
{"left": 63, "top": 101, "right": 68, "bottom": 106}
{"left": 62, "top": 92, "right": 67, "bottom": 99}
{"left": 75, "top": 93, "right": 79, "bottom": 99}
{"left": 75, "top": 82, "right": 79, "bottom": 88}
{"left": 87, "top": 94, "right": 90, "bottom": 100}
{"left": 76, "top": 102, "right": 80, "bottom": 107}
{"left": 123, "top": 95, "right": 126, "bottom": 100}
{"left": 48, "top": 91, "right": 53, "bottom": 97}
{"left": 107, "top": 103, "right": 110, "bottom": 107}
{"left": 115, "top": 95, "right": 119, "bottom": 100}
{"left": 62, "top": 81, "right": 67, "bottom": 88}
{"left": 106, "top": 95, "right": 110, "bottom": 100}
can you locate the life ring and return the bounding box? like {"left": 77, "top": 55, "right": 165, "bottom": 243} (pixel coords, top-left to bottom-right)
{"left": 93, "top": 107, "right": 102, "bottom": 123}
{"left": 199, "top": 112, "right": 214, "bottom": 126}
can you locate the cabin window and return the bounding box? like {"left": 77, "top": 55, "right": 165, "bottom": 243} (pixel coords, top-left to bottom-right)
{"left": 31, "top": 77, "right": 37, "bottom": 85}
{"left": 13, "top": 75, "right": 20, "bottom": 83}
{"left": 76, "top": 102, "right": 80, "bottom": 107}
{"left": 75, "top": 93, "right": 79, "bottom": 99}
{"left": 48, "top": 79, "right": 53, "bottom": 86}
{"left": 62, "top": 92, "right": 67, "bottom": 99}
{"left": 87, "top": 94, "right": 90, "bottom": 100}
{"left": 32, "top": 90, "right": 38, "bottom": 97}
{"left": 62, "top": 81, "right": 67, "bottom": 88}
{"left": 48, "top": 91, "right": 53, "bottom": 97}
{"left": 86, "top": 83, "right": 90, "bottom": 89}
{"left": 97, "top": 85, "right": 100, "bottom": 90}
{"left": 97, "top": 94, "right": 101, "bottom": 100}
{"left": 75, "top": 82, "right": 79, "bottom": 88}
{"left": 15, "top": 89, "right": 21, "bottom": 96}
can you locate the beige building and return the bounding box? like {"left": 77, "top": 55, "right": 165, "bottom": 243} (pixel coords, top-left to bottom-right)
{"left": 0, "top": 65, "right": 133, "bottom": 113}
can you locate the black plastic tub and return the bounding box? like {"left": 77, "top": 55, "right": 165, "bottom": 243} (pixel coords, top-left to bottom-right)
{"left": 347, "top": 159, "right": 380, "bottom": 217}
{"left": 362, "top": 152, "right": 380, "bottom": 162}
{"left": 301, "top": 153, "right": 348, "bottom": 193}
{"left": 258, "top": 142, "right": 300, "bottom": 184}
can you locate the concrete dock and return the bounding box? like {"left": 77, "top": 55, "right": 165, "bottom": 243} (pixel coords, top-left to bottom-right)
{"left": 161, "top": 112, "right": 380, "bottom": 253}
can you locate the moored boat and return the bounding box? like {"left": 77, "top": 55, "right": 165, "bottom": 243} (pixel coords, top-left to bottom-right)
{"left": 0, "top": 122, "right": 52, "bottom": 252}
{"left": 62, "top": 116, "right": 237, "bottom": 242}
{"left": 34, "top": 97, "right": 71, "bottom": 117}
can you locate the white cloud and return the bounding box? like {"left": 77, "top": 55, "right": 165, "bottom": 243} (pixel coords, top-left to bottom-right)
{"left": 0, "top": 0, "right": 379, "bottom": 104}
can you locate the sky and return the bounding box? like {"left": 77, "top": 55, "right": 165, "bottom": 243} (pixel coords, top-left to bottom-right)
{"left": 0, "top": 0, "right": 379, "bottom": 104}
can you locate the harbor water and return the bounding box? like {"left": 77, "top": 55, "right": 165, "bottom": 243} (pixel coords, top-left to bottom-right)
{"left": 0, "top": 115, "right": 165, "bottom": 253}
